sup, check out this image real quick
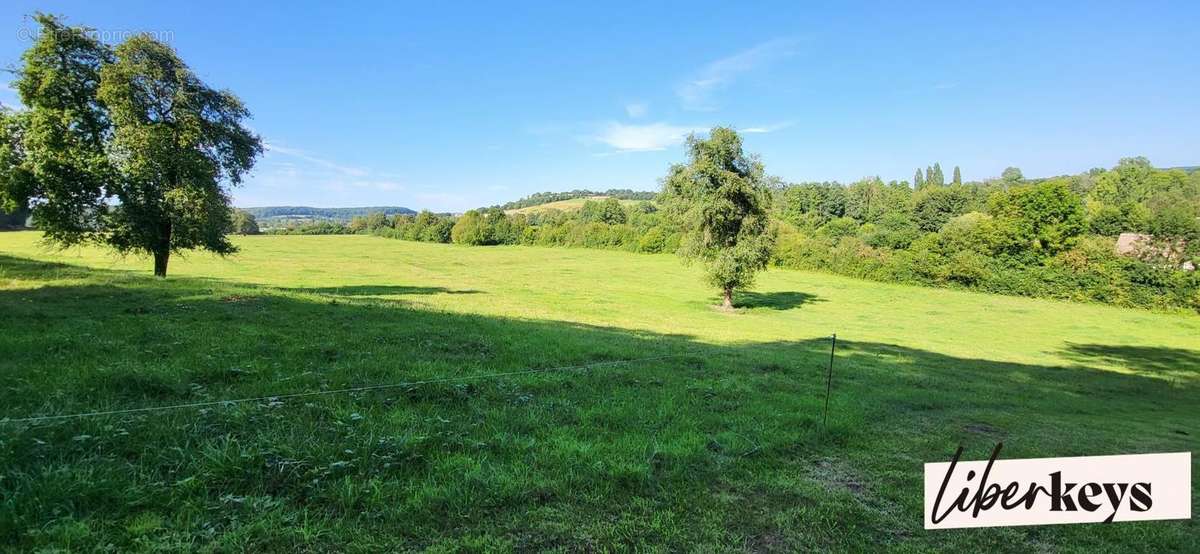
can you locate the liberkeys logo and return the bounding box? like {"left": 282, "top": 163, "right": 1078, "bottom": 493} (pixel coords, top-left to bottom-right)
{"left": 924, "top": 444, "right": 1191, "bottom": 529}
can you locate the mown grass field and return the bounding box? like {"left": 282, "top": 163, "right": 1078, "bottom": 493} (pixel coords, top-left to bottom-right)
{"left": 1, "top": 231, "right": 1197, "bottom": 552}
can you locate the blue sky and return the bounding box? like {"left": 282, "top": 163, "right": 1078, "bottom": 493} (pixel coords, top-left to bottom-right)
{"left": 2, "top": 1, "right": 1198, "bottom": 211}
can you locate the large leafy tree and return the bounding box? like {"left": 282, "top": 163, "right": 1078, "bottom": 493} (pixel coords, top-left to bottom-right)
{"left": 988, "top": 179, "right": 1085, "bottom": 256}
{"left": 0, "top": 15, "right": 261, "bottom": 278}
{"left": 912, "top": 185, "right": 972, "bottom": 232}
{"left": 99, "top": 35, "right": 261, "bottom": 276}
{"left": 661, "top": 127, "right": 775, "bottom": 309}
{"left": 1, "top": 14, "right": 114, "bottom": 246}
{"left": 229, "top": 210, "right": 260, "bottom": 235}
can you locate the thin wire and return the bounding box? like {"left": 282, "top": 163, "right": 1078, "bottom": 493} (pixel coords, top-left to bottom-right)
{"left": 1, "top": 353, "right": 688, "bottom": 425}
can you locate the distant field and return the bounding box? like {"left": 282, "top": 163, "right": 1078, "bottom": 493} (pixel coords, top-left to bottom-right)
{"left": 505, "top": 195, "right": 647, "bottom": 214}
{"left": 1, "top": 231, "right": 1197, "bottom": 551}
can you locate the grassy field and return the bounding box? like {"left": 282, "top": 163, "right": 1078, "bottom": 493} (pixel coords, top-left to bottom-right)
{"left": 0, "top": 231, "right": 1197, "bottom": 552}
{"left": 505, "top": 196, "right": 646, "bottom": 215}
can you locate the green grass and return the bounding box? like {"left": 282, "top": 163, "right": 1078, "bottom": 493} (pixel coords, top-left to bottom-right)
{"left": 0, "top": 231, "right": 1197, "bottom": 552}
{"left": 505, "top": 196, "right": 646, "bottom": 215}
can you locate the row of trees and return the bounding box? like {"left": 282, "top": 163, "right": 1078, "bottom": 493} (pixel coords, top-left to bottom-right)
{"left": 0, "top": 14, "right": 261, "bottom": 276}
{"left": 360, "top": 152, "right": 1198, "bottom": 309}
{"left": 771, "top": 158, "right": 1199, "bottom": 309}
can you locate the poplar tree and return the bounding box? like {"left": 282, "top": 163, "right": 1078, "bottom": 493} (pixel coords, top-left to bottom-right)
{"left": 952, "top": 166, "right": 962, "bottom": 186}
{"left": 931, "top": 162, "right": 945, "bottom": 187}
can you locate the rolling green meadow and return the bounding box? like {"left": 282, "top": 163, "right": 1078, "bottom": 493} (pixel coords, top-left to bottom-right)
{"left": 1, "top": 231, "right": 1198, "bottom": 552}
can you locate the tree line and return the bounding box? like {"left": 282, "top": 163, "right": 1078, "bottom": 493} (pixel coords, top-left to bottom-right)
{"left": 771, "top": 157, "right": 1199, "bottom": 310}
{"left": 345, "top": 153, "right": 1199, "bottom": 310}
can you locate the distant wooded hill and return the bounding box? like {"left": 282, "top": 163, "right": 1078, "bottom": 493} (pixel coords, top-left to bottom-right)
{"left": 493, "top": 189, "right": 656, "bottom": 211}
{"left": 241, "top": 206, "right": 416, "bottom": 228}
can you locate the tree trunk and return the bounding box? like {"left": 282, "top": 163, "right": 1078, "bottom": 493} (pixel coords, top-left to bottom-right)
{"left": 153, "top": 249, "right": 170, "bottom": 278}
{"left": 722, "top": 287, "right": 734, "bottom": 310}
{"left": 153, "top": 221, "right": 172, "bottom": 278}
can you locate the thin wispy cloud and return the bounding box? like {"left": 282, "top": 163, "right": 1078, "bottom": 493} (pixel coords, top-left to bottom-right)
{"left": 255, "top": 141, "right": 405, "bottom": 196}
{"left": 589, "top": 119, "right": 791, "bottom": 154}
{"left": 592, "top": 122, "right": 705, "bottom": 153}
{"left": 264, "top": 142, "right": 369, "bottom": 178}
{"left": 625, "top": 102, "right": 648, "bottom": 118}
{"left": 677, "top": 38, "right": 800, "bottom": 111}
{"left": 741, "top": 121, "right": 796, "bottom": 134}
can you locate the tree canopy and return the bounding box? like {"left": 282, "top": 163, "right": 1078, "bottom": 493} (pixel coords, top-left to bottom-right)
{"left": 0, "top": 14, "right": 113, "bottom": 246}
{"left": 660, "top": 127, "right": 776, "bottom": 309}
{"left": 0, "top": 14, "right": 261, "bottom": 277}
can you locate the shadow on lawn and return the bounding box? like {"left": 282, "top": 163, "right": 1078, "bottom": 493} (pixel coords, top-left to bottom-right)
{"left": 1, "top": 252, "right": 1197, "bottom": 551}
{"left": 1061, "top": 343, "right": 1200, "bottom": 377}
{"left": 734, "top": 290, "right": 822, "bottom": 310}
{"left": 0, "top": 253, "right": 118, "bottom": 281}
{"left": 2, "top": 251, "right": 1192, "bottom": 430}
{"left": 284, "top": 285, "right": 484, "bottom": 297}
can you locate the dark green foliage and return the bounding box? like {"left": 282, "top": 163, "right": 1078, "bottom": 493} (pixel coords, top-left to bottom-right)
{"left": 778, "top": 182, "right": 846, "bottom": 228}
{"left": 229, "top": 210, "right": 260, "bottom": 235}
{"left": 348, "top": 212, "right": 391, "bottom": 233}
{"left": 987, "top": 179, "right": 1085, "bottom": 256}
{"left": 767, "top": 157, "right": 1198, "bottom": 310}
{"left": 578, "top": 198, "right": 628, "bottom": 224}
{"left": 660, "top": 127, "right": 775, "bottom": 308}
{"left": 98, "top": 35, "right": 261, "bottom": 276}
{"left": 383, "top": 210, "right": 455, "bottom": 243}
{"left": 0, "top": 15, "right": 261, "bottom": 278}
{"left": 844, "top": 178, "right": 884, "bottom": 223}
{"left": 1001, "top": 166, "right": 1024, "bottom": 183}
{"left": 0, "top": 14, "right": 113, "bottom": 246}
{"left": 912, "top": 185, "right": 973, "bottom": 232}
{"left": 450, "top": 209, "right": 528, "bottom": 245}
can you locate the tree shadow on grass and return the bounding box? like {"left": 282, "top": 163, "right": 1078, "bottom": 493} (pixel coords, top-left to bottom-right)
{"left": 283, "top": 285, "right": 484, "bottom": 297}
{"left": 734, "top": 290, "right": 822, "bottom": 310}
{"left": 0, "top": 253, "right": 117, "bottom": 281}
{"left": 1, "top": 252, "right": 1197, "bottom": 552}
{"left": 1061, "top": 343, "right": 1200, "bottom": 379}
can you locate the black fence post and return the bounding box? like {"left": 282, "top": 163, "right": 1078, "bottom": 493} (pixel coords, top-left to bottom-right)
{"left": 823, "top": 333, "right": 837, "bottom": 427}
